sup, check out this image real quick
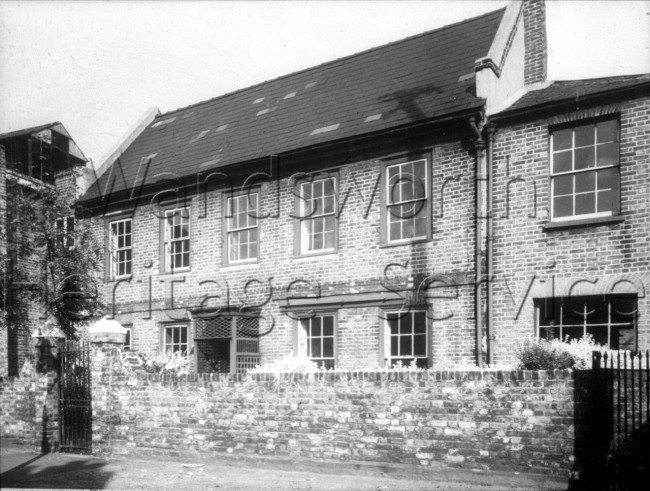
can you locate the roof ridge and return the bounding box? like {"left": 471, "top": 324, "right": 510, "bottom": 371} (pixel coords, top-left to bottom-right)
{"left": 0, "top": 121, "right": 62, "bottom": 139}
{"left": 153, "top": 8, "right": 505, "bottom": 119}
{"left": 551, "top": 73, "right": 650, "bottom": 84}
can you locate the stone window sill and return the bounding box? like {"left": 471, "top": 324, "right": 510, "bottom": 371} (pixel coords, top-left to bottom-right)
{"left": 542, "top": 215, "right": 625, "bottom": 231}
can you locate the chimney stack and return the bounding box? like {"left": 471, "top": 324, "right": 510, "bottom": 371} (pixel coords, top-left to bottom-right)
{"left": 523, "top": 0, "right": 548, "bottom": 85}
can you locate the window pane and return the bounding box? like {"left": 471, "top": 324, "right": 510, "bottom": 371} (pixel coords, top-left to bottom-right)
{"left": 611, "top": 297, "right": 637, "bottom": 320}
{"left": 323, "top": 316, "right": 334, "bottom": 336}
{"left": 574, "top": 124, "right": 594, "bottom": 147}
{"left": 310, "top": 338, "right": 321, "bottom": 358}
{"left": 323, "top": 338, "right": 334, "bottom": 357}
{"left": 399, "top": 336, "right": 412, "bottom": 356}
{"left": 597, "top": 190, "right": 615, "bottom": 213}
{"left": 413, "top": 334, "right": 426, "bottom": 356}
{"left": 553, "top": 151, "right": 572, "bottom": 174}
{"left": 413, "top": 312, "right": 426, "bottom": 333}
{"left": 553, "top": 196, "right": 573, "bottom": 218}
{"left": 553, "top": 128, "right": 572, "bottom": 151}
{"left": 574, "top": 147, "right": 595, "bottom": 170}
{"left": 312, "top": 316, "right": 321, "bottom": 336}
{"left": 597, "top": 167, "right": 618, "bottom": 191}
{"left": 576, "top": 189, "right": 595, "bottom": 213}
{"left": 389, "top": 222, "right": 401, "bottom": 241}
{"left": 575, "top": 171, "right": 595, "bottom": 193}
{"left": 554, "top": 175, "right": 573, "bottom": 196}
{"left": 391, "top": 336, "right": 398, "bottom": 356}
{"left": 596, "top": 142, "right": 617, "bottom": 167}
{"left": 597, "top": 120, "right": 617, "bottom": 143}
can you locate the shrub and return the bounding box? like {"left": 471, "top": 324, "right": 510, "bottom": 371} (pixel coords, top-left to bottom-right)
{"left": 250, "top": 352, "right": 320, "bottom": 374}
{"left": 137, "top": 350, "right": 190, "bottom": 375}
{"left": 515, "top": 335, "right": 602, "bottom": 370}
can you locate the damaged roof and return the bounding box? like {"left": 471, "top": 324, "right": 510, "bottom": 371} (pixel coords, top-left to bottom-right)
{"left": 496, "top": 74, "right": 650, "bottom": 117}
{"left": 81, "top": 9, "right": 504, "bottom": 203}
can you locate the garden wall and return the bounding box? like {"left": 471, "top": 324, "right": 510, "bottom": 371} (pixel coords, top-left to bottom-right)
{"left": 90, "top": 348, "right": 598, "bottom": 477}
{"left": 2, "top": 345, "right": 616, "bottom": 478}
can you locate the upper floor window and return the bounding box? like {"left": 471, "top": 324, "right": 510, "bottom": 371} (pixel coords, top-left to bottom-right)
{"left": 55, "top": 216, "right": 75, "bottom": 249}
{"left": 382, "top": 157, "right": 431, "bottom": 244}
{"left": 536, "top": 295, "right": 636, "bottom": 350}
{"left": 109, "top": 218, "right": 132, "bottom": 278}
{"left": 550, "top": 119, "right": 620, "bottom": 221}
{"left": 383, "top": 310, "right": 429, "bottom": 368}
{"left": 296, "top": 177, "right": 337, "bottom": 255}
{"left": 226, "top": 193, "right": 259, "bottom": 263}
{"left": 296, "top": 314, "right": 336, "bottom": 369}
{"left": 162, "top": 207, "right": 190, "bottom": 272}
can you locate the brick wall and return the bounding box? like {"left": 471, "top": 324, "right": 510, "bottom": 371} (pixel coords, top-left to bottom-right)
{"left": 491, "top": 97, "right": 650, "bottom": 363}
{"left": 88, "top": 129, "right": 480, "bottom": 368}
{"left": 86, "top": 347, "right": 595, "bottom": 476}
{"left": 0, "top": 356, "right": 60, "bottom": 451}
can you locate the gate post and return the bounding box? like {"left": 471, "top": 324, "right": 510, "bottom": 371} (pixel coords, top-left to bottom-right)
{"left": 30, "top": 321, "right": 65, "bottom": 452}
{"left": 88, "top": 316, "right": 126, "bottom": 455}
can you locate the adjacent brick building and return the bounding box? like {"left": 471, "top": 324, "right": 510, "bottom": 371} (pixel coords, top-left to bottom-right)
{"left": 0, "top": 122, "right": 89, "bottom": 375}
{"left": 76, "top": 0, "right": 650, "bottom": 372}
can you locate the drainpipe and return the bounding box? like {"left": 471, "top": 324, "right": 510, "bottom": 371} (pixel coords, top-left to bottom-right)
{"left": 469, "top": 117, "right": 485, "bottom": 368}
{"left": 486, "top": 123, "right": 496, "bottom": 365}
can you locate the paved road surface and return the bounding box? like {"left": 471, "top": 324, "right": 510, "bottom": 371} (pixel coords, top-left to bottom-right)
{"left": 1, "top": 439, "right": 568, "bottom": 490}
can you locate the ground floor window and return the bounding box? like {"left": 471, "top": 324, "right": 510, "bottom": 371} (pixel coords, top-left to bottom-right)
{"left": 162, "top": 324, "right": 189, "bottom": 354}
{"left": 297, "top": 314, "right": 336, "bottom": 369}
{"left": 535, "top": 295, "right": 637, "bottom": 350}
{"left": 384, "top": 310, "right": 429, "bottom": 368}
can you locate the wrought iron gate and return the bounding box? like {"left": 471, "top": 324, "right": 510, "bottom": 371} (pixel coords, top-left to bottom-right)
{"left": 59, "top": 341, "right": 92, "bottom": 453}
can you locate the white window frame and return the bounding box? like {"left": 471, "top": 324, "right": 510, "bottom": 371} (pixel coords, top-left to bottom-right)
{"left": 109, "top": 218, "right": 132, "bottom": 279}
{"left": 298, "top": 314, "right": 336, "bottom": 369}
{"left": 535, "top": 295, "right": 637, "bottom": 350}
{"left": 550, "top": 118, "right": 620, "bottom": 221}
{"left": 162, "top": 324, "right": 189, "bottom": 354}
{"left": 226, "top": 193, "right": 259, "bottom": 264}
{"left": 298, "top": 177, "right": 338, "bottom": 255}
{"left": 384, "top": 158, "right": 430, "bottom": 244}
{"left": 383, "top": 310, "right": 429, "bottom": 368}
{"left": 163, "top": 207, "right": 191, "bottom": 272}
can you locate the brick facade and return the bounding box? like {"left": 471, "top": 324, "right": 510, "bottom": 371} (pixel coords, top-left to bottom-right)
{"left": 90, "top": 128, "right": 481, "bottom": 368}
{"left": 490, "top": 96, "right": 650, "bottom": 363}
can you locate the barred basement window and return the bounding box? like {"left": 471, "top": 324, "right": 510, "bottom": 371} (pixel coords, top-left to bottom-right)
{"left": 297, "top": 177, "right": 337, "bottom": 255}
{"left": 535, "top": 295, "right": 637, "bottom": 350}
{"left": 384, "top": 310, "right": 429, "bottom": 368}
{"left": 550, "top": 119, "right": 620, "bottom": 220}
{"left": 226, "top": 193, "right": 259, "bottom": 263}
{"left": 163, "top": 207, "right": 190, "bottom": 272}
{"left": 109, "top": 218, "right": 132, "bottom": 278}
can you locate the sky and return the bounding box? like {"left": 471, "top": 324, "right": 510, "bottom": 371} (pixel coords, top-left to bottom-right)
{"left": 1, "top": 1, "right": 649, "bottom": 167}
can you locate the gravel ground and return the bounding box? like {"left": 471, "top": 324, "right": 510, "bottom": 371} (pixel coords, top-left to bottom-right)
{"left": 0, "top": 439, "right": 568, "bottom": 490}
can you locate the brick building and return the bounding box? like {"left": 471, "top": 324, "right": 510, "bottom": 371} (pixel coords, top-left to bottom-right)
{"left": 0, "top": 122, "right": 89, "bottom": 375}
{"left": 77, "top": 0, "right": 650, "bottom": 371}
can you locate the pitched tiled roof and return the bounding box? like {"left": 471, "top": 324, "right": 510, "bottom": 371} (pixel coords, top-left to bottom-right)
{"left": 497, "top": 74, "right": 650, "bottom": 116}
{"left": 81, "top": 9, "right": 504, "bottom": 202}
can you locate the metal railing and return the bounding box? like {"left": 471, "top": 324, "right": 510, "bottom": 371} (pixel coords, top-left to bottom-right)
{"left": 593, "top": 350, "right": 650, "bottom": 444}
